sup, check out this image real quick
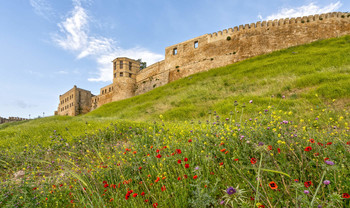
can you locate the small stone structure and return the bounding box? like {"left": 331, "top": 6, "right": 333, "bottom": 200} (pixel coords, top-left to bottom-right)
{"left": 56, "top": 12, "right": 350, "bottom": 116}
{"left": 0, "top": 117, "right": 29, "bottom": 124}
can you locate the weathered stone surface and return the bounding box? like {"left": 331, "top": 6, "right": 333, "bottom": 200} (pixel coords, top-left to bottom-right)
{"left": 56, "top": 12, "right": 350, "bottom": 116}
{"left": 57, "top": 85, "right": 92, "bottom": 116}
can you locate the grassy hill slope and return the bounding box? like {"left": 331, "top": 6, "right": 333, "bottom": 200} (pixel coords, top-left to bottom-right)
{"left": 1, "top": 35, "right": 350, "bottom": 150}
{"left": 87, "top": 35, "right": 350, "bottom": 121}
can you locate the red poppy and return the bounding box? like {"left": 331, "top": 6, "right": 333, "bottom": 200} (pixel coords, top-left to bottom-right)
{"left": 258, "top": 205, "right": 265, "bottom": 208}
{"left": 178, "top": 177, "right": 181, "bottom": 180}
{"left": 70, "top": 200, "right": 74, "bottom": 203}
{"left": 139, "top": 167, "right": 142, "bottom": 170}
{"left": 210, "top": 172, "right": 214, "bottom": 175}
{"left": 309, "top": 139, "right": 315, "bottom": 143}
{"left": 141, "top": 192, "right": 145, "bottom": 196}
{"left": 342, "top": 193, "right": 350, "bottom": 199}
{"left": 318, "top": 142, "right": 324, "bottom": 146}
{"left": 219, "top": 162, "right": 223, "bottom": 166}
{"left": 234, "top": 159, "right": 239, "bottom": 161}
{"left": 156, "top": 154, "right": 162, "bottom": 158}
{"left": 277, "top": 148, "right": 281, "bottom": 153}
{"left": 326, "top": 142, "right": 332, "bottom": 145}
{"left": 250, "top": 158, "right": 257, "bottom": 164}
{"left": 193, "top": 175, "right": 198, "bottom": 179}
{"left": 304, "top": 181, "right": 312, "bottom": 188}
{"left": 184, "top": 158, "right": 188, "bottom": 162}
{"left": 184, "top": 174, "right": 188, "bottom": 179}
{"left": 156, "top": 149, "right": 160, "bottom": 153}
{"left": 176, "top": 149, "right": 182, "bottom": 154}
{"left": 133, "top": 193, "right": 138, "bottom": 197}
{"left": 304, "top": 146, "right": 312, "bottom": 151}
{"left": 346, "top": 141, "right": 350, "bottom": 145}
{"left": 268, "top": 146, "right": 272, "bottom": 150}
{"left": 269, "top": 181, "right": 278, "bottom": 189}
{"left": 185, "top": 164, "right": 189, "bottom": 168}
{"left": 145, "top": 199, "right": 149, "bottom": 202}
{"left": 324, "top": 157, "right": 329, "bottom": 161}
{"left": 188, "top": 139, "right": 192, "bottom": 142}
{"left": 153, "top": 203, "right": 158, "bottom": 208}
{"left": 177, "top": 160, "right": 181, "bottom": 164}
{"left": 294, "top": 179, "right": 299, "bottom": 182}
{"left": 104, "top": 184, "right": 109, "bottom": 188}
{"left": 110, "top": 198, "right": 114, "bottom": 202}
{"left": 220, "top": 149, "right": 226, "bottom": 152}
{"left": 161, "top": 185, "right": 166, "bottom": 191}
{"left": 314, "top": 152, "right": 319, "bottom": 156}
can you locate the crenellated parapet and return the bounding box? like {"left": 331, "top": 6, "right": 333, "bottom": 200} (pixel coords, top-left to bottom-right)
{"left": 207, "top": 12, "right": 349, "bottom": 42}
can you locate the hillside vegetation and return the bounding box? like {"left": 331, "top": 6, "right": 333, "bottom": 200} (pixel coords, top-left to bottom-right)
{"left": 1, "top": 35, "right": 350, "bottom": 150}
{"left": 0, "top": 36, "right": 350, "bottom": 207}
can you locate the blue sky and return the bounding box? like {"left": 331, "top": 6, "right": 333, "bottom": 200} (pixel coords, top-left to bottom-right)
{"left": 0, "top": 0, "right": 349, "bottom": 118}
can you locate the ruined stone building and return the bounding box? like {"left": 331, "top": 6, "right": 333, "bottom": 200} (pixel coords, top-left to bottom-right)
{"left": 55, "top": 12, "right": 350, "bottom": 116}
{"left": 0, "top": 117, "right": 29, "bottom": 124}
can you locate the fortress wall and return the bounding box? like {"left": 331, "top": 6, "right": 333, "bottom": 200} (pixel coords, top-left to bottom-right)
{"left": 135, "top": 60, "right": 167, "bottom": 95}
{"left": 56, "top": 12, "right": 350, "bottom": 116}
{"left": 165, "top": 12, "right": 350, "bottom": 82}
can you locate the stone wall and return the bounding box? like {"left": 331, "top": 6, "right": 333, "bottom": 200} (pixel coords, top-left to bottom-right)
{"left": 135, "top": 60, "right": 167, "bottom": 95}
{"left": 0, "top": 117, "right": 29, "bottom": 124}
{"left": 165, "top": 12, "right": 350, "bottom": 82}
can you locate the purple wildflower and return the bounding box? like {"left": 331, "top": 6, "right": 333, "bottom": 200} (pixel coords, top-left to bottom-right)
{"left": 226, "top": 187, "right": 236, "bottom": 195}
{"left": 325, "top": 160, "right": 335, "bottom": 166}
{"left": 323, "top": 180, "right": 330, "bottom": 185}
{"left": 304, "top": 190, "right": 310, "bottom": 194}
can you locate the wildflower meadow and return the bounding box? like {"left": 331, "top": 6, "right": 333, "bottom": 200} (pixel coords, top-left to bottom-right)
{"left": 0, "top": 99, "right": 349, "bottom": 208}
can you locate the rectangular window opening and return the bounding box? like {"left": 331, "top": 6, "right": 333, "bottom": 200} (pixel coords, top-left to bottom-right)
{"left": 194, "top": 41, "right": 198, "bottom": 48}
{"left": 173, "top": 48, "right": 177, "bottom": 55}
{"left": 129, "top": 62, "right": 132, "bottom": 70}
{"left": 120, "top": 61, "right": 123, "bottom": 69}
{"left": 120, "top": 72, "right": 123, "bottom": 77}
{"left": 129, "top": 73, "right": 132, "bottom": 78}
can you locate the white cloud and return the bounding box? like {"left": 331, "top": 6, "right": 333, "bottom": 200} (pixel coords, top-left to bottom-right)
{"left": 52, "top": 0, "right": 164, "bottom": 82}
{"left": 56, "top": 70, "right": 69, "bottom": 74}
{"left": 29, "top": 0, "right": 54, "bottom": 20}
{"left": 265, "top": 1, "right": 342, "bottom": 20}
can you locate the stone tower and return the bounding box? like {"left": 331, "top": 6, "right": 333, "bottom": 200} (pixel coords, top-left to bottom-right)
{"left": 112, "top": 57, "right": 140, "bottom": 101}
